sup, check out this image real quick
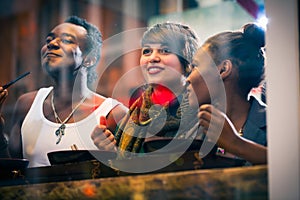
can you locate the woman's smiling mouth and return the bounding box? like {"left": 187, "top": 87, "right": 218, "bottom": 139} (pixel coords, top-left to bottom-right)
{"left": 147, "top": 66, "right": 164, "bottom": 74}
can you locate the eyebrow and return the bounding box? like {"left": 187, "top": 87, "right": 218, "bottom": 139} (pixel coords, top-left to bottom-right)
{"left": 45, "top": 32, "right": 76, "bottom": 40}
{"left": 46, "top": 32, "right": 55, "bottom": 38}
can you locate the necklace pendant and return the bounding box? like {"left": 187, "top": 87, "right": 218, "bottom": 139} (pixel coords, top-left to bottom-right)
{"left": 51, "top": 92, "right": 87, "bottom": 144}
{"left": 55, "top": 124, "right": 66, "bottom": 144}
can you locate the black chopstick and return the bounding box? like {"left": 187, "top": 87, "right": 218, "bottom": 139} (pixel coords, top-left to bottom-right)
{"left": 2, "top": 72, "right": 30, "bottom": 89}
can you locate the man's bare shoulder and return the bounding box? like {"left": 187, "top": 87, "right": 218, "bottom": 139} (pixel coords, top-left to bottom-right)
{"left": 14, "top": 90, "right": 39, "bottom": 115}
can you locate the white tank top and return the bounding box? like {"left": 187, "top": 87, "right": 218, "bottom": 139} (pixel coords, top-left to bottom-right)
{"left": 22, "top": 86, "right": 124, "bottom": 168}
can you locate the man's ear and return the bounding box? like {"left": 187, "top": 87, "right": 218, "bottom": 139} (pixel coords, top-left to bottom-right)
{"left": 82, "top": 50, "right": 97, "bottom": 68}
{"left": 218, "top": 60, "right": 232, "bottom": 79}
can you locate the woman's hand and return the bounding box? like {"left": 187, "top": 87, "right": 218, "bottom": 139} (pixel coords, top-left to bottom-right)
{"left": 198, "top": 104, "right": 267, "bottom": 164}
{"left": 198, "top": 104, "right": 241, "bottom": 151}
{"left": 91, "top": 116, "right": 117, "bottom": 151}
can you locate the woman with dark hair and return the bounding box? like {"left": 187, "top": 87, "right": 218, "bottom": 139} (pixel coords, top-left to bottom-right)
{"left": 91, "top": 22, "right": 200, "bottom": 156}
{"left": 187, "top": 23, "right": 267, "bottom": 164}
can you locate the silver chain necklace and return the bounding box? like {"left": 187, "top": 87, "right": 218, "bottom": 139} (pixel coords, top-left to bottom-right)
{"left": 51, "top": 91, "right": 87, "bottom": 144}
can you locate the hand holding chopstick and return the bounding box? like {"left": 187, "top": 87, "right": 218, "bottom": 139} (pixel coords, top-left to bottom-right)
{"left": 1, "top": 71, "right": 30, "bottom": 89}
{"left": 1, "top": 72, "right": 30, "bottom": 113}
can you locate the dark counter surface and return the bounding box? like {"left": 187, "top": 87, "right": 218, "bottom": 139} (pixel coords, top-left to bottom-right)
{"left": 0, "top": 163, "right": 268, "bottom": 200}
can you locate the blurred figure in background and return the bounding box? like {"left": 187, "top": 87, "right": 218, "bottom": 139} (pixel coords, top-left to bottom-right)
{"left": 0, "top": 87, "right": 9, "bottom": 158}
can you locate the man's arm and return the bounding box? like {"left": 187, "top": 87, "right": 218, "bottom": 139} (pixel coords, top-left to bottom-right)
{"left": 8, "top": 93, "right": 35, "bottom": 158}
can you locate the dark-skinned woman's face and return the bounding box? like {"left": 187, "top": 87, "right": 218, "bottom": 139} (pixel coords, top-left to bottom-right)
{"left": 186, "top": 46, "right": 223, "bottom": 108}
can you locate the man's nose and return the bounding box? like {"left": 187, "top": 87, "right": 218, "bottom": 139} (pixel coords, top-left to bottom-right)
{"left": 47, "top": 38, "right": 60, "bottom": 49}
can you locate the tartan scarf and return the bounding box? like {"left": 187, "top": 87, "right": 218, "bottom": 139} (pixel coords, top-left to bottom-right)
{"left": 114, "top": 84, "right": 197, "bottom": 158}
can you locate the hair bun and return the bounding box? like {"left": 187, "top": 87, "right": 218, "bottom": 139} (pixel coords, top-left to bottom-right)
{"left": 243, "top": 23, "right": 265, "bottom": 48}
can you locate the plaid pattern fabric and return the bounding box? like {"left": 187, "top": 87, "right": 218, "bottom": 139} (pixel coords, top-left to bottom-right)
{"left": 115, "top": 84, "right": 197, "bottom": 158}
